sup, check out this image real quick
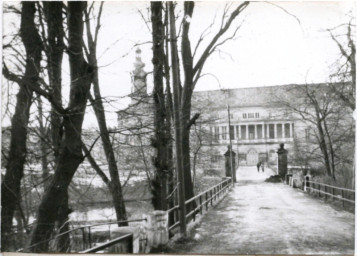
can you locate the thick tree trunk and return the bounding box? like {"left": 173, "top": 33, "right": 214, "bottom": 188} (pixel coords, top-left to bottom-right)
{"left": 163, "top": 3, "right": 175, "bottom": 226}
{"left": 84, "top": 4, "right": 127, "bottom": 225}
{"left": 43, "top": 1, "right": 64, "bottom": 160}
{"left": 151, "top": 1, "right": 169, "bottom": 211}
{"left": 1, "top": 2, "right": 42, "bottom": 251}
{"left": 43, "top": 3, "right": 71, "bottom": 251}
{"left": 168, "top": 1, "right": 187, "bottom": 237}
{"left": 29, "top": 2, "right": 93, "bottom": 252}
{"left": 181, "top": 1, "right": 197, "bottom": 214}
{"left": 36, "top": 96, "right": 50, "bottom": 189}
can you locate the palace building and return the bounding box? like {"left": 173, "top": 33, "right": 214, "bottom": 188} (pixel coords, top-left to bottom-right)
{"left": 117, "top": 49, "right": 351, "bottom": 172}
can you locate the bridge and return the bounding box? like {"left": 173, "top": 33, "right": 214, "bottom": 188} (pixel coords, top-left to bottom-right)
{"left": 169, "top": 166, "right": 355, "bottom": 254}
{"left": 20, "top": 166, "right": 354, "bottom": 254}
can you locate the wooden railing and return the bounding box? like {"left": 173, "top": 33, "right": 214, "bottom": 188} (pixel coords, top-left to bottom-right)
{"left": 304, "top": 177, "right": 355, "bottom": 207}
{"left": 168, "top": 177, "right": 232, "bottom": 232}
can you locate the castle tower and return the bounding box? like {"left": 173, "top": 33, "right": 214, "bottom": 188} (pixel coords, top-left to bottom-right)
{"left": 130, "top": 48, "right": 147, "bottom": 104}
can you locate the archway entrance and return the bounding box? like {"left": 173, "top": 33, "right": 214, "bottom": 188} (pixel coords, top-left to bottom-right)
{"left": 247, "top": 148, "right": 258, "bottom": 166}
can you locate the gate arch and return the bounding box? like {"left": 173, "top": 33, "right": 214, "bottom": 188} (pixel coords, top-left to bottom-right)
{"left": 246, "top": 148, "right": 258, "bottom": 166}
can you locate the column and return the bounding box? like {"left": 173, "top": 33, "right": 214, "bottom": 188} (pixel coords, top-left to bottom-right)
{"left": 262, "top": 123, "right": 265, "bottom": 139}
{"left": 267, "top": 124, "right": 270, "bottom": 139}
{"left": 254, "top": 124, "right": 257, "bottom": 139}
{"left": 282, "top": 123, "right": 285, "bottom": 138}
{"left": 274, "top": 123, "right": 277, "bottom": 139}
{"left": 246, "top": 124, "right": 248, "bottom": 140}
{"left": 290, "top": 123, "right": 293, "bottom": 138}
{"left": 239, "top": 125, "right": 242, "bottom": 139}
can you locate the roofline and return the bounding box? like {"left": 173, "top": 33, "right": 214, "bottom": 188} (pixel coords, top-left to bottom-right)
{"left": 192, "top": 82, "right": 350, "bottom": 94}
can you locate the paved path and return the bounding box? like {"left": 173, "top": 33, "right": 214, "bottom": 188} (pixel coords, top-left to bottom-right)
{"left": 170, "top": 167, "right": 355, "bottom": 254}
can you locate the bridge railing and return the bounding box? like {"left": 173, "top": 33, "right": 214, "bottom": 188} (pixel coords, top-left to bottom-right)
{"left": 168, "top": 177, "right": 232, "bottom": 232}
{"left": 18, "top": 218, "right": 146, "bottom": 253}
{"left": 304, "top": 177, "right": 355, "bottom": 207}
{"left": 79, "top": 233, "right": 133, "bottom": 253}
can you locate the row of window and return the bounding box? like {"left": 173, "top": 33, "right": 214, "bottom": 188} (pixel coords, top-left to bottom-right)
{"left": 242, "top": 113, "right": 259, "bottom": 119}
{"left": 212, "top": 123, "right": 294, "bottom": 141}
{"left": 213, "top": 112, "right": 291, "bottom": 120}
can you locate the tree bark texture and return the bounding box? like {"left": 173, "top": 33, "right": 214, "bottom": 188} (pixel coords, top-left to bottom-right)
{"left": 43, "top": 3, "right": 71, "bottom": 251}
{"left": 151, "top": 1, "right": 169, "bottom": 211}
{"left": 313, "top": 103, "right": 332, "bottom": 177}
{"left": 1, "top": 2, "right": 42, "bottom": 251}
{"left": 29, "top": 2, "right": 93, "bottom": 252}
{"left": 180, "top": 2, "right": 199, "bottom": 215}
{"left": 168, "top": 1, "right": 187, "bottom": 237}
{"left": 163, "top": 3, "right": 175, "bottom": 226}
{"left": 43, "top": 1, "right": 64, "bottom": 160}
{"left": 84, "top": 3, "right": 127, "bottom": 225}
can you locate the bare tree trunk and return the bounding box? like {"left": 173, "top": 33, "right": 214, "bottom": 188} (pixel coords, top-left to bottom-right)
{"left": 314, "top": 105, "right": 332, "bottom": 177}
{"left": 322, "top": 118, "right": 336, "bottom": 180}
{"left": 151, "top": 1, "right": 169, "bottom": 211}
{"left": 84, "top": 4, "right": 127, "bottom": 225}
{"left": 36, "top": 96, "right": 50, "bottom": 189}
{"left": 30, "top": 2, "right": 93, "bottom": 251}
{"left": 43, "top": 1, "right": 64, "bottom": 160}
{"left": 180, "top": 2, "right": 198, "bottom": 215}
{"left": 1, "top": 2, "right": 42, "bottom": 251}
{"left": 42, "top": 3, "right": 71, "bottom": 251}
{"left": 168, "top": 1, "right": 187, "bottom": 237}
{"left": 163, "top": 3, "right": 175, "bottom": 226}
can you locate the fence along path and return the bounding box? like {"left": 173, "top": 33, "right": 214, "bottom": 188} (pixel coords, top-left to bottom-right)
{"left": 304, "top": 178, "right": 355, "bottom": 206}
{"left": 17, "top": 177, "right": 233, "bottom": 253}
{"left": 169, "top": 166, "right": 354, "bottom": 255}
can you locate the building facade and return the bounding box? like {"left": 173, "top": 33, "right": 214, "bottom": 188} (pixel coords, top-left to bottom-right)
{"left": 117, "top": 50, "right": 350, "bottom": 173}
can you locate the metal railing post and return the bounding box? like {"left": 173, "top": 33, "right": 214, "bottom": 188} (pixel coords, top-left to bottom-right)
{"left": 88, "top": 226, "right": 92, "bottom": 248}
{"left": 332, "top": 187, "right": 335, "bottom": 201}
{"left": 205, "top": 192, "right": 208, "bottom": 211}
{"left": 324, "top": 185, "right": 327, "bottom": 200}
{"left": 199, "top": 195, "right": 203, "bottom": 215}
{"left": 81, "top": 227, "right": 86, "bottom": 251}
{"left": 342, "top": 190, "right": 345, "bottom": 208}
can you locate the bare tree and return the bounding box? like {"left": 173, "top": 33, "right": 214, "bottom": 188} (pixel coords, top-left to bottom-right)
{"left": 83, "top": 2, "right": 127, "bottom": 226}
{"left": 29, "top": 2, "right": 94, "bottom": 251}
{"left": 41, "top": 2, "right": 71, "bottom": 250}
{"left": 276, "top": 84, "right": 354, "bottom": 184}
{"left": 328, "top": 20, "right": 356, "bottom": 110}
{"left": 150, "top": 2, "right": 171, "bottom": 211}
{"left": 171, "top": 1, "right": 249, "bottom": 215}
{"left": 1, "top": 2, "right": 42, "bottom": 250}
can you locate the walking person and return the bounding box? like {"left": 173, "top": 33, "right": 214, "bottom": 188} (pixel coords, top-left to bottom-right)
{"left": 261, "top": 161, "right": 265, "bottom": 172}
{"left": 257, "top": 161, "right": 261, "bottom": 172}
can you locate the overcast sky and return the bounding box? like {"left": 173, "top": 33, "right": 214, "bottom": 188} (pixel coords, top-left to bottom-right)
{"left": 2, "top": 1, "right": 355, "bottom": 128}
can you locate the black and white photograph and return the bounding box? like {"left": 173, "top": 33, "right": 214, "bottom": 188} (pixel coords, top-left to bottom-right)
{"left": 1, "top": 1, "right": 355, "bottom": 254}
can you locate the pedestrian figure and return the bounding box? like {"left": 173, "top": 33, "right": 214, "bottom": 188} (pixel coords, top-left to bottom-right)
{"left": 261, "top": 162, "right": 265, "bottom": 172}
{"left": 257, "top": 161, "right": 261, "bottom": 172}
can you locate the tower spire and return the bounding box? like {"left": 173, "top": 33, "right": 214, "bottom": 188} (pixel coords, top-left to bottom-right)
{"left": 131, "top": 48, "right": 147, "bottom": 103}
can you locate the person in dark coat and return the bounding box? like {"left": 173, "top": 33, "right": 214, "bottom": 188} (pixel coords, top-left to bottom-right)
{"left": 257, "top": 161, "right": 261, "bottom": 172}
{"left": 261, "top": 161, "right": 265, "bottom": 172}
